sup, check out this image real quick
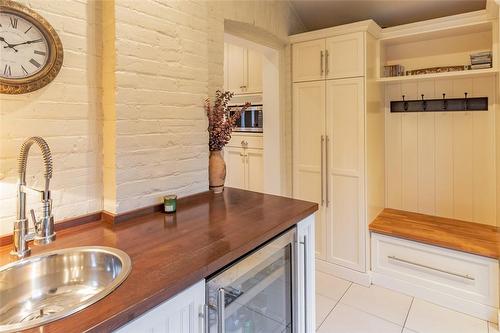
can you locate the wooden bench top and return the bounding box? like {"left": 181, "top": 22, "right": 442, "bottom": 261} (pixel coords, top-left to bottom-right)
{"left": 369, "top": 208, "right": 500, "bottom": 260}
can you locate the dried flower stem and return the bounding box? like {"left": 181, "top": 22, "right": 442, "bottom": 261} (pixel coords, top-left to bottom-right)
{"left": 206, "top": 90, "right": 250, "bottom": 151}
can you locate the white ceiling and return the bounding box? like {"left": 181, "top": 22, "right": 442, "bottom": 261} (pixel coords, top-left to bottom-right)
{"left": 290, "top": 0, "right": 487, "bottom": 31}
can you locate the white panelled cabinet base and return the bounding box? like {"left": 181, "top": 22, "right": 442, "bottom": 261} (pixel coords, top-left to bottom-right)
{"left": 224, "top": 133, "right": 264, "bottom": 192}
{"left": 371, "top": 233, "right": 499, "bottom": 323}
{"left": 115, "top": 280, "right": 205, "bottom": 333}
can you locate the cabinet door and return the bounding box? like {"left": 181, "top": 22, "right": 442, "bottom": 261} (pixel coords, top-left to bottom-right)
{"left": 292, "top": 39, "right": 325, "bottom": 82}
{"left": 297, "top": 215, "right": 316, "bottom": 333}
{"left": 226, "top": 44, "right": 246, "bottom": 94}
{"left": 325, "top": 78, "right": 365, "bottom": 272}
{"left": 246, "top": 48, "right": 263, "bottom": 94}
{"left": 325, "top": 32, "right": 364, "bottom": 79}
{"left": 245, "top": 148, "right": 264, "bottom": 192}
{"left": 224, "top": 147, "right": 246, "bottom": 189}
{"left": 292, "top": 81, "right": 327, "bottom": 260}
{"left": 115, "top": 280, "right": 205, "bottom": 333}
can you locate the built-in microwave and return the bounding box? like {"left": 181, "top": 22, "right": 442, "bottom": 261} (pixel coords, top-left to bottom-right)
{"left": 205, "top": 227, "right": 296, "bottom": 333}
{"left": 229, "top": 104, "right": 263, "bottom": 133}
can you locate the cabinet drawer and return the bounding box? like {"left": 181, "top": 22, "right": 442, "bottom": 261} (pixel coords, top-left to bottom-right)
{"left": 371, "top": 233, "right": 498, "bottom": 307}
{"left": 227, "top": 134, "right": 263, "bottom": 149}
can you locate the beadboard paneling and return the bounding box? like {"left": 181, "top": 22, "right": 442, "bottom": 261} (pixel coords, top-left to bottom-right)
{"left": 385, "top": 77, "right": 496, "bottom": 225}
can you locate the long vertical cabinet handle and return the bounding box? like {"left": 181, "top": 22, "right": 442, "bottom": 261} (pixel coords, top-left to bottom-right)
{"left": 300, "top": 235, "right": 308, "bottom": 333}
{"left": 325, "top": 136, "right": 330, "bottom": 207}
{"left": 320, "top": 51, "right": 324, "bottom": 76}
{"left": 320, "top": 135, "right": 325, "bottom": 206}
{"left": 217, "top": 288, "right": 225, "bottom": 333}
{"left": 325, "top": 50, "right": 329, "bottom": 75}
{"left": 204, "top": 304, "right": 210, "bottom": 333}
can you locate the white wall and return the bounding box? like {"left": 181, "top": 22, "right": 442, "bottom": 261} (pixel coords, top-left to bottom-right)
{"left": 0, "top": 0, "right": 102, "bottom": 235}
{"left": 0, "top": 0, "right": 306, "bottom": 234}
{"left": 385, "top": 76, "right": 497, "bottom": 226}
{"left": 106, "top": 0, "right": 305, "bottom": 212}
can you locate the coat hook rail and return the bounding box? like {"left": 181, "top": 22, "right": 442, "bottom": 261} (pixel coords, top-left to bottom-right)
{"left": 390, "top": 95, "right": 488, "bottom": 113}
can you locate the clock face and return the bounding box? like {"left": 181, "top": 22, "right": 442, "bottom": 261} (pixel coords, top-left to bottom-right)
{"left": 0, "top": 11, "right": 49, "bottom": 79}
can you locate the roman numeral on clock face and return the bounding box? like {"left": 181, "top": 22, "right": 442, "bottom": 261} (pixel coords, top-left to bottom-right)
{"left": 30, "top": 58, "right": 41, "bottom": 68}
{"left": 3, "top": 64, "right": 11, "bottom": 77}
{"left": 21, "top": 65, "right": 28, "bottom": 75}
{"left": 34, "top": 50, "right": 46, "bottom": 56}
{"left": 10, "top": 16, "right": 18, "bottom": 29}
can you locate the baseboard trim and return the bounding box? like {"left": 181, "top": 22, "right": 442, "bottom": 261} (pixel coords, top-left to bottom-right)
{"left": 372, "top": 272, "right": 499, "bottom": 323}
{"left": 316, "top": 259, "right": 371, "bottom": 286}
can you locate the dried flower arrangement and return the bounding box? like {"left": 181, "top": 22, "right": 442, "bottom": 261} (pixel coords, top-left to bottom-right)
{"left": 205, "top": 90, "right": 250, "bottom": 151}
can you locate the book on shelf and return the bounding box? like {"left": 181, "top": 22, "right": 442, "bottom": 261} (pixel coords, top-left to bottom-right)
{"left": 470, "top": 51, "right": 492, "bottom": 58}
{"left": 470, "top": 57, "right": 492, "bottom": 64}
{"left": 470, "top": 51, "right": 492, "bottom": 66}
{"left": 469, "top": 63, "right": 492, "bottom": 70}
{"left": 384, "top": 64, "right": 405, "bottom": 77}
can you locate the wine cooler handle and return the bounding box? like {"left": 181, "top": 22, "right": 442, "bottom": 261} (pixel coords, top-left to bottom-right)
{"left": 204, "top": 304, "right": 209, "bottom": 333}
{"left": 217, "top": 288, "right": 225, "bottom": 333}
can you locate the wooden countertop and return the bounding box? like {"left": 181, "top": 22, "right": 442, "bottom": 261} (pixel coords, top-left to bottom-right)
{"left": 369, "top": 208, "right": 500, "bottom": 259}
{"left": 0, "top": 188, "right": 318, "bottom": 333}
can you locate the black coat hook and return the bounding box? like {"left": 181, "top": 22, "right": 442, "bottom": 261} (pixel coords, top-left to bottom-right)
{"left": 421, "top": 94, "right": 427, "bottom": 111}
{"left": 402, "top": 95, "right": 408, "bottom": 111}
{"left": 442, "top": 93, "right": 447, "bottom": 110}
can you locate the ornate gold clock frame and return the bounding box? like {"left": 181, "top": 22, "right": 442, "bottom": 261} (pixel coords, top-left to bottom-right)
{"left": 0, "top": 0, "right": 63, "bottom": 94}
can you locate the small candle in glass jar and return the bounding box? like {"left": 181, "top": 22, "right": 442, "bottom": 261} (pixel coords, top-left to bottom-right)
{"left": 163, "top": 195, "right": 177, "bottom": 213}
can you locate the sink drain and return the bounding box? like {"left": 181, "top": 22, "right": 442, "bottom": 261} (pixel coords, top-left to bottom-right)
{"left": 20, "top": 305, "right": 65, "bottom": 323}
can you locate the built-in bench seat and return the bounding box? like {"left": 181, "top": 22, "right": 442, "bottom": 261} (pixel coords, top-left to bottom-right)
{"left": 369, "top": 208, "right": 499, "bottom": 259}
{"left": 369, "top": 208, "right": 499, "bottom": 323}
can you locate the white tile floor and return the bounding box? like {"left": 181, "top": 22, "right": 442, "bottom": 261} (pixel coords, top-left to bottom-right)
{"left": 315, "top": 270, "right": 499, "bottom": 333}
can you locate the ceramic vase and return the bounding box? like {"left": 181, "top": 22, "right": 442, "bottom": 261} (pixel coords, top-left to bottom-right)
{"left": 209, "top": 150, "right": 226, "bottom": 193}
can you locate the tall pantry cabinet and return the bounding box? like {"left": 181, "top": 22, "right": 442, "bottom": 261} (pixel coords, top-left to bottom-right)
{"left": 291, "top": 26, "right": 384, "bottom": 283}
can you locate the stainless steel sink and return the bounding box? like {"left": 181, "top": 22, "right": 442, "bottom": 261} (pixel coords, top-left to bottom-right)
{"left": 0, "top": 246, "right": 132, "bottom": 332}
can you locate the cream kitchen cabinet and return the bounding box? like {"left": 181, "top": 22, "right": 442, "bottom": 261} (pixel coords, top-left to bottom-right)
{"left": 292, "top": 39, "right": 326, "bottom": 82}
{"left": 224, "top": 43, "right": 262, "bottom": 95}
{"left": 292, "top": 32, "right": 364, "bottom": 83}
{"left": 325, "top": 32, "right": 365, "bottom": 79}
{"left": 293, "top": 78, "right": 365, "bottom": 272}
{"left": 115, "top": 280, "right": 205, "bottom": 333}
{"left": 291, "top": 26, "right": 383, "bottom": 285}
{"left": 224, "top": 134, "right": 264, "bottom": 192}
{"left": 292, "top": 80, "right": 327, "bottom": 260}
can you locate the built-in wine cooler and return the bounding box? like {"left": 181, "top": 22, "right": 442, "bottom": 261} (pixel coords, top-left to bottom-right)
{"left": 205, "top": 228, "right": 298, "bottom": 333}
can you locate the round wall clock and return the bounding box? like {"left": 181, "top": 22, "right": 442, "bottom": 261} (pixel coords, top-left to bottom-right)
{"left": 0, "top": 0, "right": 63, "bottom": 94}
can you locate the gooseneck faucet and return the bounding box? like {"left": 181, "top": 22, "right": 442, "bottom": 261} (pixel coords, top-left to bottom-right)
{"left": 12, "top": 136, "right": 56, "bottom": 258}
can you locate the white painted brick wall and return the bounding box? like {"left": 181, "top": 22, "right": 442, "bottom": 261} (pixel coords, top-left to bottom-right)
{"left": 0, "top": 0, "right": 305, "bottom": 232}
{"left": 110, "top": 0, "right": 305, "bottom": 212}
{"left": 0, "top": 0, "right": 102, "bottom": 235}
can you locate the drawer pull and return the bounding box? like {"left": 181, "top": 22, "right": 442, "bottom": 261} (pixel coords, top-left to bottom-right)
{"left": 387, "top": 256, "right": 475, "bottom": 281}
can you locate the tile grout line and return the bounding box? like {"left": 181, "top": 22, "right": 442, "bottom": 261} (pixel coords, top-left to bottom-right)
{"left": 317, "top": 282, "right": 353, "bottom": 331}
{"left": 401, "top": 297, "right": 415, "bottom": 333}
{"left": 337, "top": 282, "right": 414, "bottom": 329}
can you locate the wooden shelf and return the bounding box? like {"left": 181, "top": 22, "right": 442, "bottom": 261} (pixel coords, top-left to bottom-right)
{"left": 377, "top": 68, "right": 498, "bottom": 83}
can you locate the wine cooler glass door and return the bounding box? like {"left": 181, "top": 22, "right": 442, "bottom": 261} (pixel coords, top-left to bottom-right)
{"left": 207, "top": 229, "right": 295, "bottom": 333}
